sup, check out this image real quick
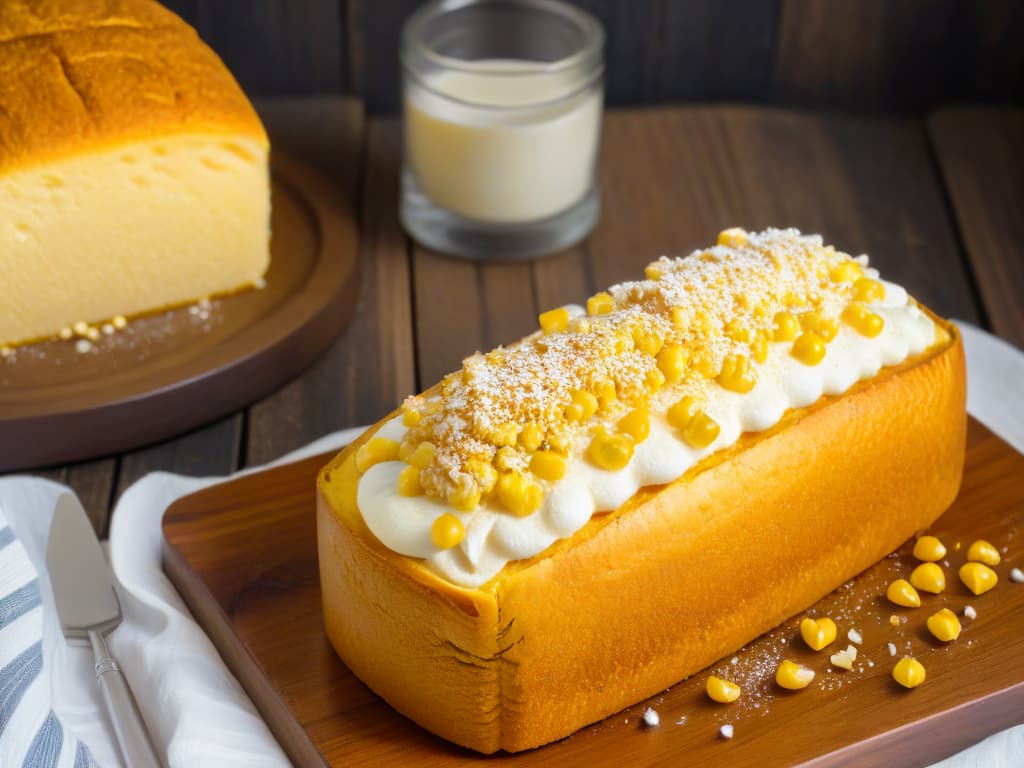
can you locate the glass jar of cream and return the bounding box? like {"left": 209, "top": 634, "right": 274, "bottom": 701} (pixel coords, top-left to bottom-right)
{"left": 400, "top": 0, "right": 605, "bottom": 260}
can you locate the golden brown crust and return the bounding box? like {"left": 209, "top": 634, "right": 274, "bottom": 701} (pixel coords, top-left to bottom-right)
{"left": 318, "top": 320, "right": 966, "bottom": 753}
{"left": 0, "top": 0, "right": 266, "bottom": 176}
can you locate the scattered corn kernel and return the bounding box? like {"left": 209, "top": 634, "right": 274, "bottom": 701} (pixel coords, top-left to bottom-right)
{"left": 667, "top": 396, "right": 700, "bottom": 429}
{"left": 717, "top": 227, "right": 747, "bottom": 247}
{"left": 852, "top": 277, "right": 885, "bottom": 303}
{"left": 829, "top": 260, "right": 861, "bottom": 283}
{"left": 495, "top": 472, "right": 544, "bottom": 516}
{"left": 725, "top": 319, "right": 753, "bottom": 343}
{"left": 800, "top": 617, "right": 837, "bottom": 651}
{"left": 539, "top": 307, "right": 569, "bottom": 334}
{"left": 645, "top": 368, "right": 666, "bottom": 392}
{"left": 847, "top": 628, "right": 863, "bottom": 645}
{"left": 645, "top": 264, "right": 664, "bottom": 280}
{"left": 519, "top": 422, "right": 543, "bottom": 452}
{"left": 681, "top": 411, "right": 720, "bottom": 449}
{"left": 772, "top": 311, "right": 800, "bottom": 341}
{"left": 530, "top": 450, "right": 567, "bottom": 482}
{"left": 705, "top": 676, "right": 741, "bottom": 703}
{"left": 959, "top": 561, "right": 998, "bottom": 595}
{"left": 751, "top": 333, "right": 769, "bottom": 364}
{"left": 431, "top": 513, "right": 465, "bottom": 549}
{"left": 564, "top": 402, "right": 585, "bottom": 423}
{"left": 910, "top": 562, "right": 946, "bottom": 594}
{"left": 717, "top": 353, "right": 756, "bottom": 393}
{"left": 892, "top": 657, "right": 926, "bottom": 689}
{"left": 830, "top": 645, "right": 857, "bottom": 670}
{"left": 618, "top": 407, "right": 650, "bottom": 443}
{"left": 775, "top": 660, "right": 815, "bottom": 690}
{"left": 465, "top": 458, "right": 498, "bottom": 493}
{"left": 631, "top": 326, "right": 664, "bottom": 356}
{"left": 670, "top": 305, "right": 688, "bottom": 331}
{"left": 926, "top": 608, "right": 961, "bottom": 642}
{"left": 842, "top": 302, "right": 884, "bottom": 337}
{"left": 656, "top": 345, "right": 686, "bottom": 382}
{"left": 791, "top": 331, "right": 827, "bottom": 366}
{"left": 355, "top": 437, "right": 400, "bottom": 473}
{"left": 913, "top": 535, "right": 947, "bottom": 562}
{"left": 397, "top": 465, "right": 422, "bottom": 496}
{"left": 886, "top": 579, "right": 921, "bottom": 608}
{"left": 597, "top": 380, "right": 618, "bottom": 411}
{"left": 966, "top": 539, "right": 1001, "bottom": 566}
{"left": 587, "top": 292, "right": 614, "bottom": 316}
{"left": 402, "top": 407, "right": 422, "bottom": 427}
{"left": 571, "top": 389, "right": 599, "bottom": 420}
{"left": 588, "top": 431, "right": 635, "bottom": 471}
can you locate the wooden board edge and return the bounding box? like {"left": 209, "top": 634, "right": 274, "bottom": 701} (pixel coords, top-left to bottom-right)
{"left": 162, "top": 537, "right": 329, "bottom": 768}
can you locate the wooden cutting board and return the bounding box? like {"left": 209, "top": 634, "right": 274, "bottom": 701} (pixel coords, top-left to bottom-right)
{"left": 162, "top": 419, "right": 1024, "bottom": 767}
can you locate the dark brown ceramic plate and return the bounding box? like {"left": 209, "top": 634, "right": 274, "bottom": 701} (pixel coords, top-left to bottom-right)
{"left": 0, "top": 147, "right": 359, "bottom": 470}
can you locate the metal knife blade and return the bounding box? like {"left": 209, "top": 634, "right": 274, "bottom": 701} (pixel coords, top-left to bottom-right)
{"left": 46, "top": 492, "right": 121, "bottom": 639}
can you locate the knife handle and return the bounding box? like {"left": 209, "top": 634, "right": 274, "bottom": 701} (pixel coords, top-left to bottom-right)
{"left": 89, "top": 630, "right": 163, "bottom": 768}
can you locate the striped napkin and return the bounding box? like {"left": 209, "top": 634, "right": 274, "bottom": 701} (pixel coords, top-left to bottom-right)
{"left": 0, "top": 324, "right": 1021, "bottom": 766}
{"left": 1, "top": 506, "right": 98, "bottom": 768}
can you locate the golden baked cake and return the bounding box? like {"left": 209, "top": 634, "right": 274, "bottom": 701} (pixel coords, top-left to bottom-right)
{"left": 318, "top": 227, "right": 966, "bottom": 752}
{"left": 0, "top": 0, "right": 270, "bottom": 347}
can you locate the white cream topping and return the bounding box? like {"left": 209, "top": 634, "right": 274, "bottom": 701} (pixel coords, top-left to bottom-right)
{"left": 358, "top": 275, "right": 936, "bottom": 587}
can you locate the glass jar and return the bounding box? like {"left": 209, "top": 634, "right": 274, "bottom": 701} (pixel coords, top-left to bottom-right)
{"left": 400, "top": 0, "right": 605, "bottom": 260}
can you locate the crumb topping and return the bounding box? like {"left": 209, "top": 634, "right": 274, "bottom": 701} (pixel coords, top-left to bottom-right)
{"left": 366, "top": 227, "right": 888, "bottom": 511}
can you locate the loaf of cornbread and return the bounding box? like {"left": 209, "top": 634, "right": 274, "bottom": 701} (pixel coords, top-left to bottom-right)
{"left": 317, "top": 228, "right": 966, "bottom": 753}
{"left": 0, "top": 0, "right": 269, "bottom": 347}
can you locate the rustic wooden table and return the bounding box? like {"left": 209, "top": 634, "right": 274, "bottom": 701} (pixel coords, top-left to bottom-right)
{"left": 35, "top": 97, "right": 1023, "bottom": 535}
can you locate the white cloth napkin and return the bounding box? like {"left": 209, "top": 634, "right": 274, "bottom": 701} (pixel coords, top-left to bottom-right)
{"left": 1, "top": 323, "right": 1022, "bottom": 767}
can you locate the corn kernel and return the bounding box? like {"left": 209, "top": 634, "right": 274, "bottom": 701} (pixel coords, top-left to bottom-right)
{"left": 539, "top": 307, "right": 569, "bottom": 334}
{"left": 829, "top": 260, "right": 862, "bottom": 283}
{"left": 913, "top": 535, "right": 947, "bottom": 562}
{"left": 632, "top": 326, "right": 664, "bottom": 356}
{"left": 717, "top": 354, "right": 756, "bottom": 393}
{"left": 530, "top": 450, "right": 567, "bottom": 482}
{"left": 717, "top": 227, "right": 747, "bottom": 248}
{"left": 355, "top": 437, "right": 400, "bottom": 473}
{"left": 587, "top": 292, "right": 614, "bottom": 316}
{"left": 465, "top": 458, "right": 498, "bottom": 494}
{"left": 775, "top": 660, "right": 815, "bottom": 690}
{"left": 670, "top": 305, "right": 688, "bottom": 331}
{"left": 645, "top": 368, "right": 666, "bottom": 392}
{"left": 431, "top": 513, "right": 465, "bottom": 549}
{"left": 852, "top": 277, "right": 885, "bottom": 303}
{"left": 495, "top": 471, "right": 544, "bottom": 516}
{"left": 656, "top": 345, "right": 686, "bottom": 382}
{"left": 682, "top": 411, "right": 720, "bottom": 449}
{"left": 725, "top": 319, "right": 753, "bottom": 344}
{"left": 830, "top": 645, "right": 858, "bottom": 671}
{"left": 645, "top": 264, "right": 664, "bottom": 280}
{"left": 449, "top": 476, "right": 482, "bottom": 511}
{"left": 519, "top": 422, "right": 543, "bottom": 452}
{"left": 791, "top": 331, "right": 827, "bottom": 366}
{"left": 596, "top": 380, "right": 618, "bottom": 411}
{"left": 966, "top": 539, "right": 1001, "bottom": 566}
{"left": 751, "top": 334, "right": 769, "bottom": 364}
{"left": 886, "top": 579, "right": 921, "bottom": 608}
{"left": 705, "top": 676, "right": 741, "bottom": 703}
{"left": 587, "top": 431, "right": 635, "bottom": 471}
{"left": 800, "top": 617, "right": 837, "bottom": 651}
{"left": 402, "top": 407, "right": 422, "bottom": 427}
{"left": 667, "top": 396, "right": 700, "bottom": 429}
{"left": 959, "top": 561, "right": 998, "bottom": 595}
{"left": 892, "top": 657, "right": 926, "bottom": 689}
{"left": 773, "top": 311, "right": 800, "bottom": 342}
{"left": 926, "top": 608, "right": 962, "bottom": 642}
{"left": 397, "top": 465, "right": 422, "bottom": 496}
{"left": 800, "top": 311, "right": 839, "bottom": 341}
{"left": 494, "top": 446, "right": 521, "bottom": 472}
{"left": 910, "top": 562, "right": 946, "bottom": 594}
{"left": 843, "top": 302, "right": 884, "bottom": 338}
{"left": 618, "top": 407, "right": 650, "bottom": 442}
{"left": 408, "top": 441, "right": 436, "bottom": 469}
{"left": 564, "top": 402, "right": 585, "bottom": 423}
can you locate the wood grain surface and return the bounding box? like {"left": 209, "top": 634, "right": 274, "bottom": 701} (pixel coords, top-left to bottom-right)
{"left": 162, "top": 419, "right": 1024, "bottom": 767}
{"left": 0, "top": 147, "right": 359, "bottom": 471}
{"left": 928, "top": 107, "right": 1024, "bottom": 348}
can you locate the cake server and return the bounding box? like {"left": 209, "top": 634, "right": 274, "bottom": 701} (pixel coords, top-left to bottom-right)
{"left": 46, "top": 493, "right": 162, "bottom": 768}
